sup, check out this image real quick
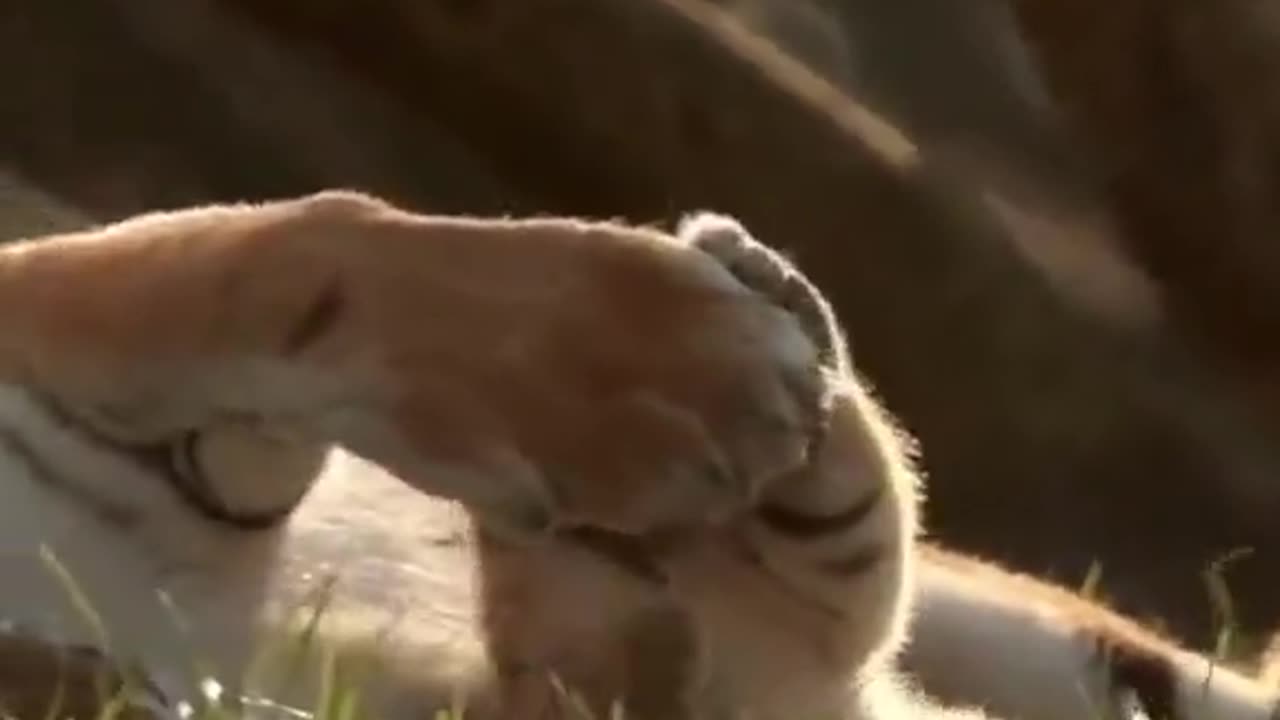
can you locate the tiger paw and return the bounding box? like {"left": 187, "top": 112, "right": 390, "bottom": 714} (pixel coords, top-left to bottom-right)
{"left": 357, "top": 207, "right": 834, "bottom": 537}
{"left": 495, "top": 213, "right": 836, "bottom": 536}
{"left": 679, "top": 212, "right": 847, "bottom": 374}
{"left": 0, "top": 193, "right": 834, "bottom": 542}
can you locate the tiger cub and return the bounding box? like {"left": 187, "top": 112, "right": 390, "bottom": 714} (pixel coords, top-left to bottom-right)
{"left": 0, "top": 191, "right": 941, "bottom": 720}
{"left": 1, "top": 190, "right": 1275, "bottom": 720}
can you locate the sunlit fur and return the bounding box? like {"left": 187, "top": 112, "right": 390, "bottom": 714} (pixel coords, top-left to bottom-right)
{"left": 906, "top": 545, "right": 1278, "bottom": 720}
{"left": 0, "top": 192, "right": 1274, "bottom": 720}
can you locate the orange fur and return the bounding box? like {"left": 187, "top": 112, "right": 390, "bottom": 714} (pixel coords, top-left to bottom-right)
{"left": 0, "top": 190, "right": 824, "bottom": 542}
{"left": 3, "top": 190, "right": 1277, "bottom": 720}
{"left": 0, "top": 191, "right": 933, "bottom": 720}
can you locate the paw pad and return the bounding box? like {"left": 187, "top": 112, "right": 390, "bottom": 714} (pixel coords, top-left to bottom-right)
{"left": 167, "top": 424, "right": 328, "bottom": 528}
{"left": 678, "top": 212, "right": 846, "bottom": 372}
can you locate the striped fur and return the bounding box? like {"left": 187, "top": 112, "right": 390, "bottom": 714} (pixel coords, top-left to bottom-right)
{"left": 658, "top": 212, "right": 923, "bottom": 717}
{"left": 0, "top": 192, "right": 1275, "bottom": 719}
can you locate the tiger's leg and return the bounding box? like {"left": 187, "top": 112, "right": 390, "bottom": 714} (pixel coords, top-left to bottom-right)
{"left": 0, "top": 191, "right": 829, "bottom": 541}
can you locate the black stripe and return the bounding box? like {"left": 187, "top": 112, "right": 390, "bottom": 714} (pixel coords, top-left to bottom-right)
{"left": 162, "top": 431, "right": 295, "bottom": 530}
{"left": 559, "top": 526, "right": 669, "bottom": 586}
{"left": 38, "top": 394, "right": 293, "bottom": 531}
{"left": 0, "top": 429, "right": 140, "bottom": 530}
{"left": 818, "top": 543, "right": 884, "bottom": 576}
{"left": 283, "top": 279, "right": 345, "bottom": 354}
{"left": 1095, "top": 634, "right": 1179, "bottom": 720}
{"left": 757, "top": 484, "right": 883, "bottom": 539}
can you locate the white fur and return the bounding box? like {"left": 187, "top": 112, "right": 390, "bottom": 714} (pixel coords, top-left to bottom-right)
{"left": 0, "top": 382, "right": 490, "bottom": 717}
{"left": 906, "top": 549, "right": 1279, "bottom": 720}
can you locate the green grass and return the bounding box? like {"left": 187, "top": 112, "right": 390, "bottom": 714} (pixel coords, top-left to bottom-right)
{"left": 16, "top": 544, "right": 1275, "bottom": 720}
{"left": 21, "top": 546, "right": 642, "bottom": 720}
{"left": 27, "top": 545, "right": 391, "bottom": 720}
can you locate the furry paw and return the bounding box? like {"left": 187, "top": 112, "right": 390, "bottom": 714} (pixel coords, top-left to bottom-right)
{"left": 4, "top": 194, "right": 833, "bottom": 542}
{"left": 679, "top": 212, "right": 846, "bottom": 373}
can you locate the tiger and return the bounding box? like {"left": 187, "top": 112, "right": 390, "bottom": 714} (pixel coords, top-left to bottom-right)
{"left": 0, "top": 188, "right": 1275, "bottom": 720}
